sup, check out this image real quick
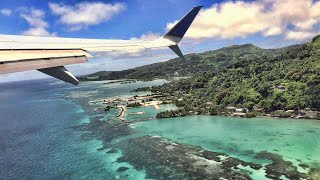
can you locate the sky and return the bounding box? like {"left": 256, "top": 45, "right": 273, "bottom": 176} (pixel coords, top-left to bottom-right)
{"left": 0, "top": 0, "right": 320, "bottom": 82}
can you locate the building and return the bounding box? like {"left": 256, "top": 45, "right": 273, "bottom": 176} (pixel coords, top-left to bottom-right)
{"left": 276, "top": 85, "right": 287, "bottom": 92}
{"left": 306, "top": 111, "right": 320, "bottom": 118}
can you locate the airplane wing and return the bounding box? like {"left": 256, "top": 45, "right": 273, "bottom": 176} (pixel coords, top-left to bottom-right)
{"left": 0, "top": 6, "right": 203, "bottom": 85}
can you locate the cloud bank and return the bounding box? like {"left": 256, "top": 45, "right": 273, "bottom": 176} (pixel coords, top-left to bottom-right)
{"left": 167, "top": 0, "right": 320, "bottom": 41}
{"left": 21, "top": 8, "right": 56, "bottom": 37}
{"left": 49, "top": 2, "right": 126, "bottom": 31}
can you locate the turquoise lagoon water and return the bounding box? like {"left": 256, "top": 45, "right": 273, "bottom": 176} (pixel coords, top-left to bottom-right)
{"left": 0, "top": 79, "right": 319, "bottom": 179}
{"left": 133, "top": 116, "right": 320, "bottom": 168}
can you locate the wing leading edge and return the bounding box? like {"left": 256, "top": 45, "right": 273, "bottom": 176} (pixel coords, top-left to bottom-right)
{"left": 0, "top": 6, "right": 203, "bottom": 85}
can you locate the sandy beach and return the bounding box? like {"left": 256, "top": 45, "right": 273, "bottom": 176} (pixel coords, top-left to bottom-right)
{"left": 144, "top": 101, "right": 162, "bottom": 110}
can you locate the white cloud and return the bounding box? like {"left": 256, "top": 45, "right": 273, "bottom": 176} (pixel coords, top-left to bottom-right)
{"left": 285, "top": 31, "right": 317, "bottom": 40}
{"left": 22, "top": 27, "right": 57, "bottom": 37}
{"left": 21, "top": 9, "right": 48, "bottom": 29}
{"left": 167, "top": 0, "right": 320, "bottom": 41}
{"left": 49, "top": 2, "right": 126, "bottom": 31}
{"left": 131, "top": 32, "right": 161, "bottom": 41}
{"left": 20, "top": 8, "right": 56, "bottom": 37}
{"left": 0, "top": 9, "right": 11, "bottom": 16}
{"left": 263, "top": 27, "right": 282, "bottom": 36}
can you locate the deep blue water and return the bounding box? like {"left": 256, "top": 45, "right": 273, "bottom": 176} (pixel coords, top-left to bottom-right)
{"left": 0, "top": 80, "right": 102, "bottom": 179}
{"left": 0, "top": 79, "right": 168, "bottom": 179}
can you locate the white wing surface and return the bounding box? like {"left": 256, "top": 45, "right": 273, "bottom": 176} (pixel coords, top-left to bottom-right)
{"left": 0, "top": 6, "right": 203, "bottom": 85}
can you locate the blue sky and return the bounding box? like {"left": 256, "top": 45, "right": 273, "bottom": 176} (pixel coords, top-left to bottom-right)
{"left": 0, "top": 0, "right": 210, "bottom": 38}
{"left": 0, "top": 0, "right": 319, "bottom": 82}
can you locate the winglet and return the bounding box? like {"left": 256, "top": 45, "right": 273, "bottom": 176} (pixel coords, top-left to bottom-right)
{"left": 38, "top": 66, "right": 79, "bottom": 85}
{"left": 163, "top": 6, "right": 203, "bottom": 44}
{"left": 163, "top": 6, "right": 203, "bottom": 60}
{"left": 169, "top": 45, "right": 185, "bottom": 60}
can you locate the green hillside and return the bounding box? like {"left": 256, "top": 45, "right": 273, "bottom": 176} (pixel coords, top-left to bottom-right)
{"left": 79, "top": 44, "right": 280, "bottom": 81}
{"left": 81, "top": 36, "right": 319, "bottom": 117}
{"left": 141, "top": 38, "right": 320, "bottom": 116}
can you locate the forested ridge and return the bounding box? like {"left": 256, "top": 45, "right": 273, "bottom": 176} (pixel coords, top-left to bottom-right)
{"left": 140, "top": 35, "right": 320, "bottom": 116}
{"left": 82, "top": 35, "right": 320, "bottom": 117}
{"left": 79, "top": 43, "right": 284, "bottom": 81}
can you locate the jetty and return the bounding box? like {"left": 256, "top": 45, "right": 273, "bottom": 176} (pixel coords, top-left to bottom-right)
{"left": 116, "top": 105, "right": 130, "bottom": 123}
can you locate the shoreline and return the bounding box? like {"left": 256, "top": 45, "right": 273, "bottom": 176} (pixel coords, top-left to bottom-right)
{"left": 222, "top": 113, "right": 319, "bottom": 121}
{"left": 89, "top": 90, "right": 319, "bottom": 122}
{"left": 143, "top": 100, "right": 162, "bottom": 110}
{"left": 157, "top": 114, "right": 320, "bottom": 122}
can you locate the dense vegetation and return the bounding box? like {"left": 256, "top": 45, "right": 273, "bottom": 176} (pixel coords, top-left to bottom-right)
{"left": 126, "top": 102, "right": 142, "bottom": 108}
{"left": 84, "top": 35, "right": 320, "bottom": 117}
{"left": 143, "top": 36, "right": 320, "bottom": 115}
{"left": 156, "top": 109, "right": 188, "bottom": 118}
{"left": 79, "top": 44, "right": 284, "bottom": 81}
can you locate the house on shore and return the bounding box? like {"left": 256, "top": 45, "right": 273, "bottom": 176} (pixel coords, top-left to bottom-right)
{"left": 305, "top": 111, "right": 320, "bottom": 119}
{"left": 225, "top": 106, "right": 248, "bottom": 117}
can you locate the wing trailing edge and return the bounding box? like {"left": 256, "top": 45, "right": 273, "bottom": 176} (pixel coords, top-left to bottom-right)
{"left": 0, "top": 50, "right": 88, "bottom": 84}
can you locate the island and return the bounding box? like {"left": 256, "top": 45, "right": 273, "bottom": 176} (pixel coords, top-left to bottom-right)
{"left": 84, "top": 35, "right": 320, "bottom": 120}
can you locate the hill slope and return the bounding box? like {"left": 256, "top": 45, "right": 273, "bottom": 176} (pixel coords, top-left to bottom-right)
{"left": 147, "top": 39, "right": 320, "bottom": 115}
{"left": 79, "top": 44, "right": 281, "bottom": 81}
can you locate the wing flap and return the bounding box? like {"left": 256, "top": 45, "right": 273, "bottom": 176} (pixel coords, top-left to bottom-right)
{"left": 38, "top": 66, "right": 79, "bottom": 85}
{"left": 0, "top": 56, "right": 88, "bottom": 74}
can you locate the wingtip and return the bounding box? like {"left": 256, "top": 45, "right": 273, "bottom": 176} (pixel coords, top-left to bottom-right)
{"left": 194, "top": 6, "right": 204, "bottom": 9}
{"left": 163, "top": 5, "right": 203, "bottom": 42}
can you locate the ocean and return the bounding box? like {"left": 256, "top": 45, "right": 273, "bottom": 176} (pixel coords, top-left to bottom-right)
{"left": 0, "top": 79, "right": 319, "bottom": 179}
